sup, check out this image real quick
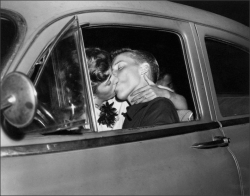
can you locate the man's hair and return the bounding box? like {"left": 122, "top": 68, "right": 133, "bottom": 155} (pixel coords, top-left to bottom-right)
{"left": 111, "top": 48, "right": 159, "bottom": 83}
{"left": 85, "top": 47, "right": 111, "bottom": 94}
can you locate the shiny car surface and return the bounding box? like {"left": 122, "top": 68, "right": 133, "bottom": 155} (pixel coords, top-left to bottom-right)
{"left": 1, "top": 1, "right": 249, "bottom": 195}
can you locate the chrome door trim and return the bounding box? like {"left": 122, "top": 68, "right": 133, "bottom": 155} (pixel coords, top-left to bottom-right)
{"left": 220, "top": 117, "right": 249, "bottom": 127}
{"left": 1, "top": 121, "right": 219, "bottom": 157}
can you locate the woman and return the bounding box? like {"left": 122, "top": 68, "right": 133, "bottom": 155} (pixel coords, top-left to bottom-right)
{"left": 86, "top": 48, "right": 119, "bottom": 131}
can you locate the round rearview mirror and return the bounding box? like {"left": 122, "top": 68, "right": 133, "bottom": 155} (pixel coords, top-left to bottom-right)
{"left": 1, "top": 72, "right": 37, "bottom": 128}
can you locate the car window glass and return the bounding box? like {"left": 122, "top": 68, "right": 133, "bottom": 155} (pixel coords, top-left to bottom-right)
{"left": 205, "top": 38, "right": 249, "bottom": 117}
{"left": 19, "top": 20, "right": 90, "bottom": 135}
{"left": 82, "top": 26, "right": 197, "bottom": 126}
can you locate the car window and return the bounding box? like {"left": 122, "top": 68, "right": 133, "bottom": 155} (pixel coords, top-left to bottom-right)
{"left": 82, "top": 26, "right": 197, "bottom": 125}
{"left": 0, "top": 17, "right": 17, "bottom": 72}
{"left": 205, "top": 38, "right": 249, "bottom": 117}
{"left": 18, "top": 18, "right": 91, "bottom": 135}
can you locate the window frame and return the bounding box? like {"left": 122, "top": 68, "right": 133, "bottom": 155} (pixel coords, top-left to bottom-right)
{"left": 195, "top": 24, "right": 249, "bottom": 121}
{"left": 78, "top": 11, "right": 212, "bottom": 123}
{"left": 26, "top": 16, "right": 97, "bottom": 134}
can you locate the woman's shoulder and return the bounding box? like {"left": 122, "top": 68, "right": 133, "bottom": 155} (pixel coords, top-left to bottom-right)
{"left": 148, "top": 97, "right": 175, "bottom": 110}
{"left": 142, "top": 97, "right": 179, "bottom": 124}
{"left": 150, "top": 97, "right": 172, "bottom": 104}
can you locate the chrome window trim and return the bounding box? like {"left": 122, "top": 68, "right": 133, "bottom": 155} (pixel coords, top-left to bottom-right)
{"left": 1, "top": 121, "right": 220, "bottom": 157}
{"left": 3, "top": 116, "right": 248, "bottom": 158}
{"left": 78, "top": 22, "right": 98, "bottom": 132}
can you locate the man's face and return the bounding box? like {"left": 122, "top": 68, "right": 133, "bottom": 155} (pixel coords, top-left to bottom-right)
{"left": 112, "top": 53, "right": 141, "bottom": 100}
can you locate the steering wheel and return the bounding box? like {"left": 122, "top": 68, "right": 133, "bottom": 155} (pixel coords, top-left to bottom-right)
{"left": 34, "top": 102, "right": 56, "bottom": 128}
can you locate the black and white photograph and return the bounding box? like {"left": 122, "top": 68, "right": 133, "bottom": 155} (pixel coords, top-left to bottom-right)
{"left": 1, "top": 1, "right": 249, "bottom": 195}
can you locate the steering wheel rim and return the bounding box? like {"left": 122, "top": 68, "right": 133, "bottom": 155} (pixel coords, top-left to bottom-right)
{"left": 34, "top": 103, "right": 56, "bottom": 128}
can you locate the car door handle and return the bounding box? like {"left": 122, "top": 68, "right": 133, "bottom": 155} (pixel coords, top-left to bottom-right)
{"left": 191, "top": 136, "right": 230, "bottom": 149}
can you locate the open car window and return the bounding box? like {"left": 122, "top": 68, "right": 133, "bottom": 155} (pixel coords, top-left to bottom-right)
{"left": 82, "top": 26, "right": 197, "bottom": 126}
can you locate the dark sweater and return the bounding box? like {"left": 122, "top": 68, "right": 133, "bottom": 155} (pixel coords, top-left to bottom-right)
{"left": 122, "top": 97, "right": 179, "bottom": 129}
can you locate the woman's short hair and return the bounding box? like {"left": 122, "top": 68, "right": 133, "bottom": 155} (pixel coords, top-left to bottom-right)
{"left": 86, "top": 48, "right": 111, "bottom": 94}
{"left": 111, "top": 48, "right": 159, "bottom": 83}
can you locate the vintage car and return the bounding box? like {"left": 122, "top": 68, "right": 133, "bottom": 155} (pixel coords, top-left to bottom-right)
{"left": 1, "top": 1, "right": 249, "bottom": 195}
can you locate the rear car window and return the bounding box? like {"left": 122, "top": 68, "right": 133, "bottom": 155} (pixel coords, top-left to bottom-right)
{"left": 205, "top": 38, "right": 249, "bottom": 117}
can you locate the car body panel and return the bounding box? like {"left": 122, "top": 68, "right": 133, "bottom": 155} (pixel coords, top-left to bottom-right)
{"left": 1, "top": 129, "right": 241, "bottom": 195}
{"left": 222, "top": 123, "right": 250, "bottom": 195}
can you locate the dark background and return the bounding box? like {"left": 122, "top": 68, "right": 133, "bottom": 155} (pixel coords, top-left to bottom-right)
{"left": 170, "top": 1, "right": 249, "bottom": 26}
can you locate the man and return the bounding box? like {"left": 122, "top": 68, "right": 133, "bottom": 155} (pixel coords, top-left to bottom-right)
{"left": 112, "top": 48, "right": 179, "bottom": 129}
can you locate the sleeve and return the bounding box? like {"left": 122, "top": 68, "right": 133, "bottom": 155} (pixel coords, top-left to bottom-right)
{"left": 140, "top": 98, "right": 179, "bottom": 127}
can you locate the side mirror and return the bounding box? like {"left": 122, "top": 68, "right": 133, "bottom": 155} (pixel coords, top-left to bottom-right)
{"left": 1, "top": 72, "right": 37, "bottom": 128}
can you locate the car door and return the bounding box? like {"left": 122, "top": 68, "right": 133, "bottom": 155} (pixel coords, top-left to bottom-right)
{"left": 195, "top": 24, "right": 249, "bottom": 195}
{"left": 1, "top": 11, "right": 241, "bottom": 195}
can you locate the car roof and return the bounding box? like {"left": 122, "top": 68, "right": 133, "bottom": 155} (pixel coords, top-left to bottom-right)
{"left": 1, "top": 1, "right": 249, "bottom": 39}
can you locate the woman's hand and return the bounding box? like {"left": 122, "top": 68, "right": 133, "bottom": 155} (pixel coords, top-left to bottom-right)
{"left": 130, "top": 75, "right": 170, "bottom": 104}
{"left": 130, "top": 75, "right": 188, "bottom": 110}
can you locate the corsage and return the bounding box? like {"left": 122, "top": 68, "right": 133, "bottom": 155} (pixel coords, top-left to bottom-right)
{"left": 98, "top": 102, "right": 118, "bottom": 128}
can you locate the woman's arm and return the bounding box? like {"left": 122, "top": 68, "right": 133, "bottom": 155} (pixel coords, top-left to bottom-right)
{"left": 130, "top": 75, "right": 188, "bottom": 110}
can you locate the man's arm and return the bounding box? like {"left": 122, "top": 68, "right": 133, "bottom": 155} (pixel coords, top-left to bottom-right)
{"left": 130, "top": 75, "right": 188, "bottom": 110}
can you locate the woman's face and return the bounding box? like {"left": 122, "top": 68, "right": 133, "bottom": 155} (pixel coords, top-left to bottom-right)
{"left": 95, "top": 68, "right": 117, "bottom": 101}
